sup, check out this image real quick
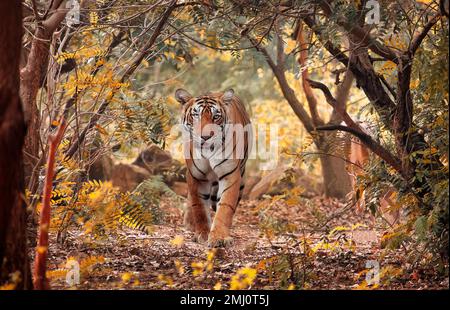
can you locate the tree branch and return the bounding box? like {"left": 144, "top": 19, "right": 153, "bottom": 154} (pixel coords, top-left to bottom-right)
{"left": 328, "top": 69, "right": 354, "bottom": 124}
{"left": 62, "top": 30, "right": 126, "bottom": 119}
{"left": 306, "top": 78, "right": 357, "bottom": 128}
{"left": 409, "top": 13, "right": 441, "bottom": 55}
{"left": 295, "top": 21, "right": 323, "bottom": 127}
{"left": 247, "top": 34, "right": 315, "bottom": 133}
{"left": 41, "top": 0, "right": 68, "bottom": 34}
{"left": 65, "top": 0, "right": 177, "bottom": 159}
{"left": 391, "top": 12, "right": 441, "bottom": 173}
{"left": 341, "top": 21, "right": 399, "bottom": 63}
{"left": 318, "top": 0, "right": 399, "bottom": 63}
{"left": 316, "top": 124, "right": 403, "bottom": 176}
{"left": 307, "top": 79, "right": 404, "bottom": 177}
{"left": 302, "top": 15, "right": 397, "bottom": 131}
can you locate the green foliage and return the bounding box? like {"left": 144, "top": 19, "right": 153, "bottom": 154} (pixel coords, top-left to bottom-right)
{"left": 111, "top": 97, "right": 175, "bottom": 152}
{"left": 131, "top": 176, "right": 184, "bottom": 224}
{"left": 50, "top": 176, "right": 183, "bottom": 241}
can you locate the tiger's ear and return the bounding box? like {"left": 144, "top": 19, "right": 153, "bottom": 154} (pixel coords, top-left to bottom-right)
{"left": 222, "top": 88, "right": 234, "bottom": 105}
{"left": 175, "top": 88, "right": 193, "bottom": 105}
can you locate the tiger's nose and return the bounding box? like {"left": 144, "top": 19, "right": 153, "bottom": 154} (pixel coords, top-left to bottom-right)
{"left": 201, "top": 134, "right": 213, "bottom": 141}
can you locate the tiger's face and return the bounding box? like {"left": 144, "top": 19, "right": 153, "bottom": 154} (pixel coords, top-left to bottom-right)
{"left": 175, "top": 89, "right": 234, "bottom": 144}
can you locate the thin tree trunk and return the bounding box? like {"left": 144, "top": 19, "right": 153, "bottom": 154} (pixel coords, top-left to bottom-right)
{"left": 0, "top": 0, "right": 32, "bottom": 289}
{"left": 318, "top": 154, "right": 347, "bottom": 198}
{"left": 20, "top": 0, "right": 68, "bottom": 191}
{"left": 34, "top": 121, "right": 66, "bottom": 290}
{"left": 295, "top": 22, "right": 351, "bottom": 198}
{"left": 319, "top": 70, "right": 354, "bottom": 198}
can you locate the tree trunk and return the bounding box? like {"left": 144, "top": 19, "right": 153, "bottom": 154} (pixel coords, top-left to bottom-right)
{"left": 0, "top": 0, "right": 32, "bottom": 289}
{"left": 317, "top": 137, "right": 352, "bottom": 199}
{"left": 317, "top": 70, "right": 354, "bottom": 198}
{"left": 294, "top": 22, "right": 351, "bottom": 198}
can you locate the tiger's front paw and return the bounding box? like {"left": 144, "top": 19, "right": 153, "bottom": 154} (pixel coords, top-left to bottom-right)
{"left": 207, "top": 229, "right": 233, "bottom": 248}
{"left": 184, "top": 219, "right": 210, "bottom": 244}
{"left": 192, "top": 228, "right": 209, "bottom": 244}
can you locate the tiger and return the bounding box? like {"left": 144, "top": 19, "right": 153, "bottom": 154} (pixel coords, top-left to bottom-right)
{"left": 175, "top": 88, "right": 252, "bottom": 247}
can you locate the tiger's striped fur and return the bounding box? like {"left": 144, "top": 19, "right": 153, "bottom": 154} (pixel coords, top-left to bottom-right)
{"left": 175, "top": 88, "right": 252, "bottom": 247}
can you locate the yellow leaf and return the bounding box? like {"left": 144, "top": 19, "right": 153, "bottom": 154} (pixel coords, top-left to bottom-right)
{"left": 88, "top": 190, "right": 102, "bottom": 202}
{"left": 285, "top": 196, "right": 300, "bottom": 206}
{"left": 191, "top": 261, "right": 204, "bottom": 276}
{"left": 90, "top": 12, "right": 99, "bottom": 25}
{"left": 229, "top": 266, "right": 257, "bottom": 290}
{"left": 284, "top": 38, "right": 297, "bottom": 54}
{"left": 213, "top": 282, "right": 222, "bottom": 290}
{"left": 167, "top": 96, "right": 179, "bottom": 107}
{"left": 170, "top": 235, "right": 184, "bottom": 247}
{"left": 410, "top": 79, "right": 420, "bottom": 89}
{"left": 174, "top": 260, "right": 185, "bottom": 275}
{"left": 121, "top": 272, "right": 132, "bottom": 283}
{"left": 206, "top": 30, "right": 218, "bottom": 47}
{"left": 219, "top": 52, "right": 232, "bottom": 62}
{"left": 157, "top": 274, "right": 173, "bottom": 286}
{"left": 95, "top": 124, "right": 108, "bottom": 135}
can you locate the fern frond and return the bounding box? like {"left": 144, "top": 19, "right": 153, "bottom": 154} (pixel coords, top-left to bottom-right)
{"left": 116, "top": 202, "right": 153, "bottom": 234}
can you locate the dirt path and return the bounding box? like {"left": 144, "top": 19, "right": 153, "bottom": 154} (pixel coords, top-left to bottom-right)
{"left": 46, "top": 197, "right": 448, "bottom": 290}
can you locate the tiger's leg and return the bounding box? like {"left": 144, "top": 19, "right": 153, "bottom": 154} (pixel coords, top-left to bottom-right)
{"left": 185, "top": 172, "right": 211, "bottom": 243}
{"left": 208, "top": 169, "right": 241, "bottom": 247}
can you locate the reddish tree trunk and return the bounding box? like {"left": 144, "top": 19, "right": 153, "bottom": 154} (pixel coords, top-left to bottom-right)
{"left": 0, "top": 0, "right": 32, "bottom": 289}
{"left": 33, "top": 121, "right": 66, "bottom": 290}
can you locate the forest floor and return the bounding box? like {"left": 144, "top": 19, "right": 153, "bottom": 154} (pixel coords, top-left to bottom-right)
{"left": 45, "top": 196, "right": 449, "bottom": 290}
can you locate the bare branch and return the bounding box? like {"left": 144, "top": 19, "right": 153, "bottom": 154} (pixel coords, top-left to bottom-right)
{"left": 247, "top": 35, "right": 315, "bottom": 133}
{"left": 328, "top": 69, "right": 354, "bottom": 124}
{"left": 341, "top": 21, "right": 399, "bottom": 63}
{"left": 296, "top": 21, "right": 324, "bottom": 127}
{"left": 307, "top": 78, "right": 364, "bottom": 131}
{"left": 31, "top": 0, "right": 41, "bottom": 22}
